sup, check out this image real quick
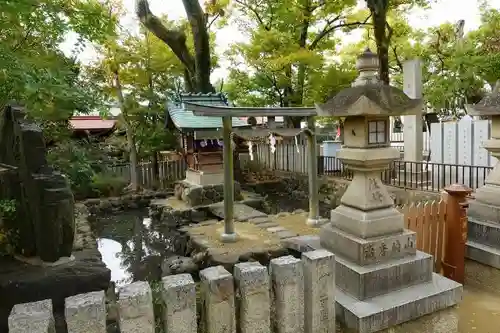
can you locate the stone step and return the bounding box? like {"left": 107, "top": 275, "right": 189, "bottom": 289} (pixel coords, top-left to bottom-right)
{"left": 336, "top": 251, "right": 433, "bottom": 301}
{"left": 336, "top": 272, "right": 462, "bottom": 333}
{"left": 466, "top": 240, "right": 500, "bottom": 269}
{"left": 468, "top": 218, "right": 500, "bottom": 250}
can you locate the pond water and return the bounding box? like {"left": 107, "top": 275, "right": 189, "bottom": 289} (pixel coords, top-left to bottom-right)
{"left": 92, "top": 209, "right": 188, "bottom": 286}
{"left": 91, "top": 194, "right": 330, "bottom": 287}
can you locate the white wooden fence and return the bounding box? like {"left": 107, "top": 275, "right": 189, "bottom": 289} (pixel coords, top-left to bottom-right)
{"left": 105, "top": 160, "right": 187, "bottom": 188}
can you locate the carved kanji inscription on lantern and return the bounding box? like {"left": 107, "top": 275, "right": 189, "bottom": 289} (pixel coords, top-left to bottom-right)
{"left": 368, "top": 178, "right": 384, "bottom": 202}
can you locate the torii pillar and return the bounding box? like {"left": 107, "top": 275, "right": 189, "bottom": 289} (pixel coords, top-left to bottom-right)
{"left": 185, "top": 102, "right": 323, "bottom": 242}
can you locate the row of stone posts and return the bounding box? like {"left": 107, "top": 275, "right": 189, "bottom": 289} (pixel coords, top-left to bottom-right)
{"left": 8, "top": 251, "right": 336, "bottom": 333}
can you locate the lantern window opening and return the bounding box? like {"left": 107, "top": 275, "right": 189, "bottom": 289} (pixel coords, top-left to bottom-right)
{"left": 367, "top": 119, "right": 388, "bottom": 145}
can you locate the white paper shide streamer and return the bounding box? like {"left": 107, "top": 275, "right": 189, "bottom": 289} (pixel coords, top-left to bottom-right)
{"left": 269, "top": 133, "right": 276, "bottom": 154}
{"left": 294, "top": 135, "right": 300, "bottom": 153}
{"left": 248, "top": 141, "right": 254, "bottom": 161}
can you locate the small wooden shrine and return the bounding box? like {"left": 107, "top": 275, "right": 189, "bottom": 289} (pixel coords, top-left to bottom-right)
{"left": 166, "top": 93, "right": 249, "bottom": 185}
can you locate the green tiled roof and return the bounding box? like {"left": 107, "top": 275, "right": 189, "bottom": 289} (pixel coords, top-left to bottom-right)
{"left": 167, "top": 93, "right": 248, "bottom": 129}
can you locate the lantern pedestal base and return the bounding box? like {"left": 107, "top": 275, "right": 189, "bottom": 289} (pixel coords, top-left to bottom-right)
{"left": 335, "top": 272, "right": 461, "bottom": 333}
{"left": 467, "top": 216, "right": 500, "bottom": 269}
{"left": 282, "top": 233, "right": 463, "bottom": 333}
{"left": 466, "top": 238, "right": 500, "bottom": 269}
{"left": 319, "top": 202, "right": 462, "bottom": 332}
{"left": 466, "top": 182, "right": 500, "bottom": 268}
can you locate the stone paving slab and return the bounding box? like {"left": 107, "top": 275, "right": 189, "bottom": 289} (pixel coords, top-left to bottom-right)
{"left": 276, "top": 231, "right": 299, "bottom": 240}
{"left": 256, "top": 222, "right": 279, "bottom": 229}
{"left": 208, "top": 202, "right": 268, "bottom": 221}
{"left": 267, "top": 226, "right": 287, "bottom": 233}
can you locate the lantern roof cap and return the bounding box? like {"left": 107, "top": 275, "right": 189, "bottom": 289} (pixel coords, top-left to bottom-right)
{"left": 466, "top": 80, "right": 500, "bottom": 116}
{"left": 315, "top": 48, "right": 422, "bottom": 117}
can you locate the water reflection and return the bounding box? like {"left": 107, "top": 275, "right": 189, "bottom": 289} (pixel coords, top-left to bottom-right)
{"left": 91, "top": 209, "right": 188, "bottom": 286}
{"left": 97, "top": 238, "right": 130, "bottom": 285}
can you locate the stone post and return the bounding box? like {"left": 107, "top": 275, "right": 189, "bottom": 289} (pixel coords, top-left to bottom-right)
{"left": 306, "top": 116, "right": 323, "bottom": 226}
{"left": 403, "top": 59, "right": 423, "bottom": 163}
{"left": 8, "top": 299, "right": 55, "bottom": 333}
{"left": 302, "top": 250, "right": 336, "bottom": 333}
{"left": 200, "top": 266, "right": 236, "bottom": 333}
{"left": 162, "top": 274, "right": 197, "bottom": 333}
{"left": 269, "top": 255, "right": 304, "bottom": 333}
{"left": 234, "top": 262, "right": 271, "bottom": 333}
{"left": 222, "top": 115, "right": 237, "bottom": 242}
{"left": 118, "top": 281, "right": 155, "bottom": 333}
{"left": 443, "top": 184, "right": 472, "bottom": 284}
{"left": 65, "top": 291, "right": 106, "bottom": 333}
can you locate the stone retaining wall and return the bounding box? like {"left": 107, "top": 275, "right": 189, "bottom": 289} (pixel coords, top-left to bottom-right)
{"left": 8, "top": 251, "right": 336, "bottom": 333}
{"left": 264, "top": 172, "right": 441, "bottom": 209}
{"left": 81, "top": 191, "right": 171, "bottom": 215}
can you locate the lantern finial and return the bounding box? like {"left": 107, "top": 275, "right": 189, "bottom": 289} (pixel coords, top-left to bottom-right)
{"left": 353, "top": 48, "right": 379, "bottom": 86}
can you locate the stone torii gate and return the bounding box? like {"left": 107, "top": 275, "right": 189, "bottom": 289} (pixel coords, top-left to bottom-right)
{"left": 184, "top": 103, "right": 323, "bottom": 242}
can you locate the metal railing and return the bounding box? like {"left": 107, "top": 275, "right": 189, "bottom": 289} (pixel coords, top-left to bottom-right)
{"left": 319, "top": 156, "right": 493, "bottom": 192}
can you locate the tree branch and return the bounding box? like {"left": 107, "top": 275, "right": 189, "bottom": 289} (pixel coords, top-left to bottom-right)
{"left": 207, "top": 13, "right": 220, "bottom": 30}
{"left": 309, "top": 14, "right": 372, "bottom": 50}
{"left": 136, "top": 0, "right": 195, "bottom": 76}
{"left": 391, "top": 45, "right": 404, "bottom": 72}
{"left": 234, "top": 0, "right": 272, "bottom": 31}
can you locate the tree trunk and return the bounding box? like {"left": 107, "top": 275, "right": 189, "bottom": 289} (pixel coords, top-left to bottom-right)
{"left": 113, "top": 68, "right": 140, "bottom": 191}
{"left": 125, "top": 122, "right": 140, "bottom": 191}
{"left": 137, "top": 0, "right": 214, "bottom": 93}
{"left": 367, "top": 0, "right": 390, "bottom": 85}
{"left": 373, "top": 13, "right": 390, "bottom": 84}
{"left": 182, "top": 0, "right": 214, "bottom": 93}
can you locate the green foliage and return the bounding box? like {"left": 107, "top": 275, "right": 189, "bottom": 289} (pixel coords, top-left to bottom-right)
{"left": 224, "top": 0, "right": 363, "bottom": 114}
{"left": 90, "top": 174, "right": 128, "bottom": 198}
{"left": 0, "top": 200, "right": 16, "bottom": 219}
{"left": 0, "top": 199, "right": 17, "bottom": 255}
{"left": 0, "top": 0, "right": 117, "bottom": 121}
{"left": 88, "top": 27, "right": 183, "bottom": 163}
{"left": 48, "top": 140, "right": 124, "bottom": 198}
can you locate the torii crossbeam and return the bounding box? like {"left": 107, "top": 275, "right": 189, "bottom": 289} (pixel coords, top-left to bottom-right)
{"left": 185, "top": 102, "right": 324, "bottom": 242}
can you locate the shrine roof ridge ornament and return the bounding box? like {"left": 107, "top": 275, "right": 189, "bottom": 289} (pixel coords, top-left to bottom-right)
{"left": 315, "top": 48, "right": 422, "bottom": 118}
{"left": 466, "top": 80, "right": 500, "bottom": 116}
{"left": 183, "top": 102, "right": 317, "bottom": 117}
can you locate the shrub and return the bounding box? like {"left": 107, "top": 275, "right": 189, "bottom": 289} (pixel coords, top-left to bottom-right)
{"left": 90, "top": 173, "right": 128, "bottom": 197}
{"left": 0, "top": 199, "right": 17, "bottom": 255}
{"left": 48, "top": 140, "right": 125, "bottom": 198}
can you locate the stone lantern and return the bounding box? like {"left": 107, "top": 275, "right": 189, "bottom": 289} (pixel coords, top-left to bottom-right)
{"left": 314, "top": 49, "right": 462, "bottom": 332}
{"left": 465, "top": 81, "right": 500, "bottom": 267}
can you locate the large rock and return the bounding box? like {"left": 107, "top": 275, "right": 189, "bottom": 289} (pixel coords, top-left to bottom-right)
{"left": 0, "top": 105, "right": 75, "bottom": 262}
{"left": 161, "top": 255, "right": 200, "bottom": 277}
{"left": 175, "top": 180, "right": 243, "bottom": 206}
{"left": 0, "top": 249, "right": 111, "bottom": 332}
